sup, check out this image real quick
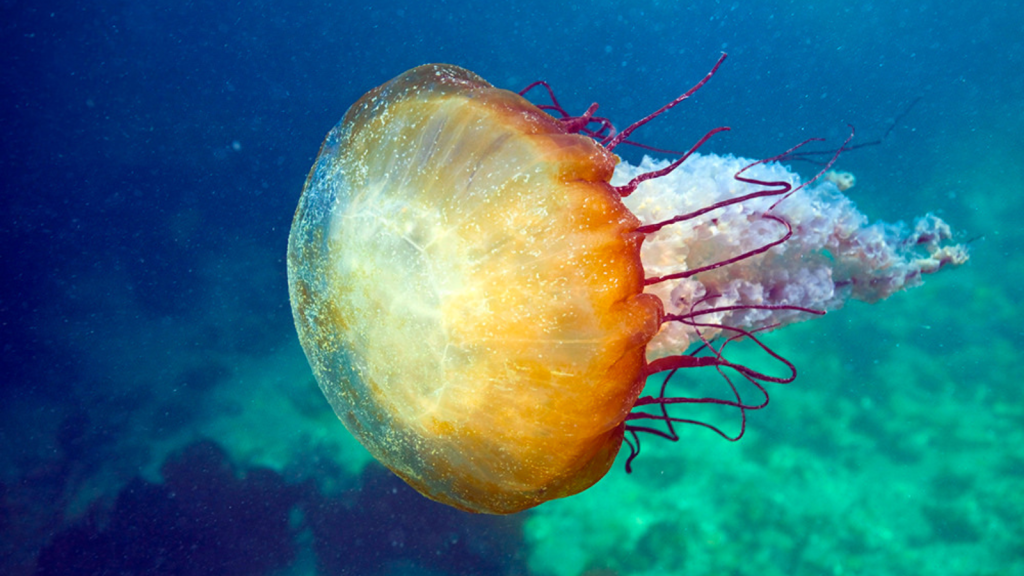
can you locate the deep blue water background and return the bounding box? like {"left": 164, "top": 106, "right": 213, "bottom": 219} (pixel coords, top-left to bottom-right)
{"left": 2, "top": 1, "right": 1022, "bottom": 575}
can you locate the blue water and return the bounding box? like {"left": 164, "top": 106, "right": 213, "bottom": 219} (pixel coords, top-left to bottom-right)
{"left": 2, "top": 1, "right": 1021, "bottom": 575}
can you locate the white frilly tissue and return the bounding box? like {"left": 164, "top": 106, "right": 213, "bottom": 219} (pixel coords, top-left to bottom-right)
{"left": 614, "top": 154, "right": 969, "bottom": 358}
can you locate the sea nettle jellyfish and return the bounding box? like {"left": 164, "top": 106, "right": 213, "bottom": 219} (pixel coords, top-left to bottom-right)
{"left": 287, "top": 57, "right": 967, "bottom": 514}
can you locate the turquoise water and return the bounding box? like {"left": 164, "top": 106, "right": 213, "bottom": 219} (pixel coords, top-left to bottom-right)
{"left": 1, "top": 1, "right": 1021, "bottom": 575}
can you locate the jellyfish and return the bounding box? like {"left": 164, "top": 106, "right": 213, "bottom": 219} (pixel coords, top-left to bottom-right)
{"left": 287, "top": 59, "right": 967, "bottom": 514}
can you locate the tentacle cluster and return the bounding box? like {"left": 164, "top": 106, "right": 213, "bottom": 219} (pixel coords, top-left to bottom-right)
{"left": 521, "top": 55, "right": 966, "bottom": 473}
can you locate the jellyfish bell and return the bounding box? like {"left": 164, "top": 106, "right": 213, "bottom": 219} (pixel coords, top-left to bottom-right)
{"left": 287, "top": 60, "right": 967, "bottom": 514}
{"left": 289, "top": 63, "right": 660, "bottom": 514}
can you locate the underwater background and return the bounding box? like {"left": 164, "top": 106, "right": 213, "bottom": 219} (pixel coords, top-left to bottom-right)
{"left": 2, "top": 0, "right": 1022, "bottom": 574}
